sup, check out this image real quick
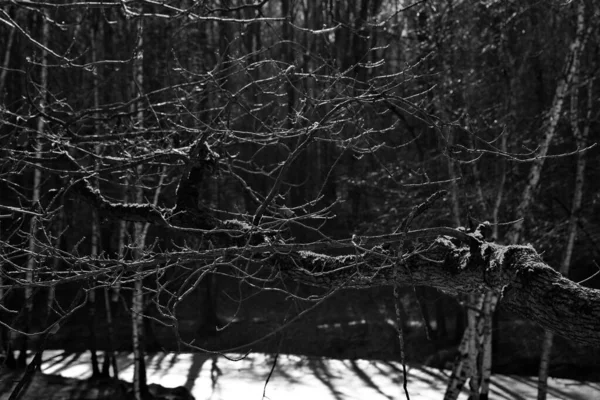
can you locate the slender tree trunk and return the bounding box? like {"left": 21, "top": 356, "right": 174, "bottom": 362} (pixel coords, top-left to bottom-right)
{"left": 446, "top": 126, "right": 482, "bottom": 400}
{"left": 478, "top": 292, "right": 497, "bottom": 400}
{"left": 537, "top": 331, "right": 554, "bottom": 400}
{"left": 88, "top": 206, "right": 100, "bottom": 377}
{"left": 0, "top": 9, "right": 18, "bottom": 101}
{"left": 466, "top": 294, "right": 482, "bottom": 400}
{"left": 105, "top": 182, "right": 129, "bottom": 380}
{"left": 490, "top": 131, "right": 507, "bottom": 244}
{"left": 88, "top": 11, "right": 106, "bottom": 378}
{"left": 444, "top": 295, "right": 484, "bottom": 400}
{"left": 281, "top": 0, "right": 296, "bottom": 129}
{"left": 446, "top": 121, "right": 503, "bottom": 399}
{"left": 130, "top": 162, "right": 167, "bottom": 399}
{"left": 446, "top": 130, "right": 461, "bottom": 229}
{"left": 468, "top": 118, "right": 505, "bottom": 400}
{"left": 507, "top": 0, "right": 588, "bottom": 245}
{"left": 19, "top": 10, "right": 49, "bottom": 369}
{"left": 128, "top": 15, "right": 169, "bottom": 395}
{"left": 477, "top": 20, "right": 526, "bottom": 399}
{"left": 472, "top": 204, "right": 496, "bottom": 400}
{"left": 0, "top": 212, "right": 6, "bottom": 366}
{"left": 131, "top": 13, "right": 148, "bottom": 400}
{"left": 131, "top": 248, "right": 147, "bottom": 400}
{"left": 114, "top": 186, "right": 128, "bottom": 303}
{"left": 102, "top": 286, "right": 119, "bottom": 378}
{"left": 537, "top": 23, "right": 590, "bottom": 400}
{"left": 414, "top": 287, "right": 435, "bottom": 339}
{"left": 43, "top": 197, "right": 64, "bottom": 331}
{"left": 444, "top": 128, "right": 485, "bottom": 400}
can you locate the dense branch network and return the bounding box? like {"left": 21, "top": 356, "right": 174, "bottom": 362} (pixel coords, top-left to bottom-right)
{"left": 15, "top": 140, "right": 597, "bottom": 348}
{"left": 1, "top": 0, "right": 599, "bottom": 365}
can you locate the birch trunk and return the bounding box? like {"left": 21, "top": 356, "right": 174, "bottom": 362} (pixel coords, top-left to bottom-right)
{"left": 466, "top": 131, "right": 498, "bottom": 400}
{"left": 466, "top": 294, "right": 482, "bottom": 400}
{"left": 131, "top": 224, "right": 146, "bottom": 400}
{"left": 131, "top": 13, "right": 148, "bottom": 400}
{"left": 507, "top": 0, "right": 588, "bottom": 245}
{"left": 478, "top": 293, "right": 497, "bottom": 400}
{"left": 443, "top": 128, "right": 484, "bottom": 400}
{"left": 444, "top": 295, "right": 484, "bottom": 400}
{"left": 476, "top": 20, "right": 530, "bottom": 398}
{"left": 106, "top": 182, "right": 129, "bottom": 380}
{"left": 537, "top": 331, "right": 554, "bottom": 400}
{"left": 478, "top": 127, "right": 508, "bottom": 400}
{"left": 537, "top": 32, "right": 590, "bottom": 400}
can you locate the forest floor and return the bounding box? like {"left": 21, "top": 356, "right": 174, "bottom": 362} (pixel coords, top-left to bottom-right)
{"left": 1, "top": 351, "right": 599, "bottom": 400}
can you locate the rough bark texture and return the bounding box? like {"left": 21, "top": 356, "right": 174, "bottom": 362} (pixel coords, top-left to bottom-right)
{"left": 273, "top": 240, "right": 600, "bottom": 347}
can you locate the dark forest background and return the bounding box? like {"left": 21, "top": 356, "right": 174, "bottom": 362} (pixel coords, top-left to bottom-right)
{"left": 1, "top": 0, "right": 600, "bottom": 398}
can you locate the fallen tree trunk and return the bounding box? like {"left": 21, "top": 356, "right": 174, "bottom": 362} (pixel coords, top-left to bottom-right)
{"left": 45, "top": 226, "right": 600, "bottom": 347}
{"left": 271, "top": 238, "right": 600, "bottom": 347}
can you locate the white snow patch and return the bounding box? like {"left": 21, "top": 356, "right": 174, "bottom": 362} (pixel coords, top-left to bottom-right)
{"left": 38, "top": 350, "right": 600, "bottom": 400}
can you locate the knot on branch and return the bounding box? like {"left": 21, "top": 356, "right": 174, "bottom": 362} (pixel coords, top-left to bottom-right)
{"left": 189, "top": 140, "right": 220, "bottom": 173}
{"left": 174, "top": 140, "right": 220, "bottom": 222}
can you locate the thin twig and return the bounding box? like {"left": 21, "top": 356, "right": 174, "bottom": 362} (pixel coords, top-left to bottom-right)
{"left": 393, "top": 190, "right": 446, "bottom": 400}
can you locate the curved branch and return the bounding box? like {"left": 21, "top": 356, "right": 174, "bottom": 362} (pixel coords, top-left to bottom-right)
{"left": 274, "top": 239, "right": 600, "bottom": 347}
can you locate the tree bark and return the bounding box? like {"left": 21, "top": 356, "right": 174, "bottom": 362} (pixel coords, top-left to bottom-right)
{"left": 537, "top": 16, "right": 590, "bottom": 399}
{"left": 131, "top": 12, "right": 148, "bottom": 400}
{"left": 276, "top": 239, "right": 600, "bottom": 347}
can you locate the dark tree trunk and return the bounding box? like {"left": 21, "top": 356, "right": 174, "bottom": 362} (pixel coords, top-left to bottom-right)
{"left": 88, "top": 294, "right": 100, "bottom": 377}
{"left": 435, "top": 295, "right": 448, "bottom": 339}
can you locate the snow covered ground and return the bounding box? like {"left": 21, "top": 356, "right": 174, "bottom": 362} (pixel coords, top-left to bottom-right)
{"left": 39, "top": 351, "right": 600, "bottom": 400}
